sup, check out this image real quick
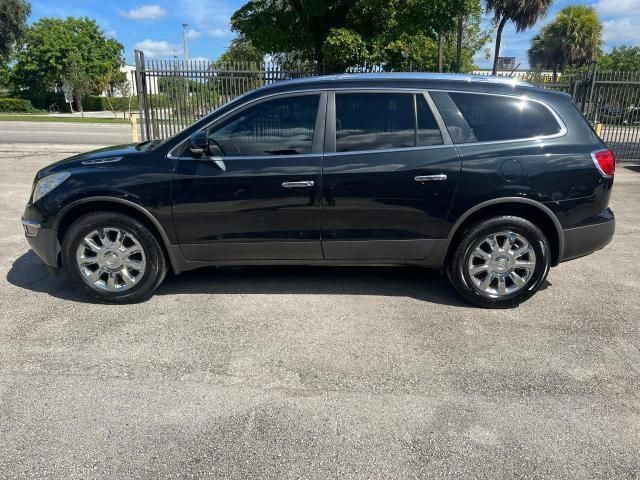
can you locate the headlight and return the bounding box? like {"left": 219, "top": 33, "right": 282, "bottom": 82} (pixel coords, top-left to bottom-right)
{"left": 32, "top": 172, "right": 71, "bottom": 203}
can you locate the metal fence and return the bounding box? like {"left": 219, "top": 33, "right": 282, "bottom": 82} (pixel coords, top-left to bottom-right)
{"left": 133, "top": 51, "right": 640, "bottom": 159}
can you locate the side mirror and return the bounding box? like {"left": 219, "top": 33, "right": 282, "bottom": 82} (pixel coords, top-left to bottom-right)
{"left": 189, "top": 131, "right": 208, "bottom": 157}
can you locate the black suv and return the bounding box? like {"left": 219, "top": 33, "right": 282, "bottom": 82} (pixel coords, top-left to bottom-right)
{"left": 22, "top": 73, "right": 615, "bottom": 307}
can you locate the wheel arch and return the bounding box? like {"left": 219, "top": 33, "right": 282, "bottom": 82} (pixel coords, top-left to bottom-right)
{"left": 445, "top": 198, "right": 564, "bottom": 267}
{"left": 55, "top": 197, "right": 179, "bottom": 274}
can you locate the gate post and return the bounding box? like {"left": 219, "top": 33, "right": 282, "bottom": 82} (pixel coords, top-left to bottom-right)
{"left": 585, "top": 62, "right": 598, "bottom": 121}
{"left": 134, "top": 50, "right": 152, "bottom": 141}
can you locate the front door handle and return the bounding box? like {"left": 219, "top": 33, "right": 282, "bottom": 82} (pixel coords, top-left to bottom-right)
{"left": 282, "top": 181, "right": 315, "bottom": 189}
{"left": 415, "top": 174, "right": 447, "bottom": 183}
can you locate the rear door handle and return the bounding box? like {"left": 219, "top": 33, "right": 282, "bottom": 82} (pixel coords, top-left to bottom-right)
{"left": 415, "top": 174, "right": 447, "bottom": 183}
{"left": 282, "top": 181, "right": 315, "bottom": 188}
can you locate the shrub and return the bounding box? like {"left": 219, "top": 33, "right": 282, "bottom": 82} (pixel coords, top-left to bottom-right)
{"left": 82, "top": 95, "right": 135, "bottom": 112}
{"left": 0, "top": 98, "right": 35, "bottom": 112}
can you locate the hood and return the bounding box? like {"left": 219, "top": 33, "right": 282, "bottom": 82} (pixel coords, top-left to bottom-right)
{"left": 36, "top": 143, "right": 145, "bottom": 178}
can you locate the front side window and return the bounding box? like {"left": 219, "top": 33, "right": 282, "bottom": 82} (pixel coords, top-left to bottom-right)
{"left": 335, "top": 93, "right": 443, "bottom": 152}
{"left": 208, "top": 94, "right": 319, "bottom": 156}
{"left": 444, "top": 92, "right": 563, "bottom": 143}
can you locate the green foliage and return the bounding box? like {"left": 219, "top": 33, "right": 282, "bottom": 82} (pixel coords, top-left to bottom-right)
{"left": 598, "top": 46, "right": 640, "bottom": 72}
{"left": 217, "top": 36, "right": 263, "bottom": 65}
{"left": 528, "top": 5, "right": 602, "bottom": 72}
{"left": 0, "top": 0, "right": 31, "bottom": 58}
{"left": 0, "top": 97, "right": 34, "bottom": 112}
{"left": 323, "top": 28, "right": 368, "bottom": 69}
{"left": 13, "top": 17, "right": 124, "bottom": 97}
{"left": 81, "top": 95, "right": 132, "bottom": 112}
{"left": 230, "top": 0, "right": 489, "bottom": 72}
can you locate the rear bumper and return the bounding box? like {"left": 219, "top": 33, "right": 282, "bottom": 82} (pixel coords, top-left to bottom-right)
{"left": 22, "top": 219, "right": 60, "bottom": 268}
{"left": 561, "top": 211, "right": 615, "bottom": 263}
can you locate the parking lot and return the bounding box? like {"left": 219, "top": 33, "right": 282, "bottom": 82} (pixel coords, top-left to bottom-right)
{"left": 1, "top": 140, "right": 639, "bottom": 478}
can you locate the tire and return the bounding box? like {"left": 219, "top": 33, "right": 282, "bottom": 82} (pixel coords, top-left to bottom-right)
{"left": 447, "top": 216, "right": 551, "bottom": 309}
{"left": 61, "top": 212, "right": 167, "bottom": 303}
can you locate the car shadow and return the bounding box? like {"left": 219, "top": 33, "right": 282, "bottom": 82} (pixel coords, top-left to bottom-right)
{"left": 7, "top": 250, "right": 474, "bottom": 307}
{"left": 623, "top": 165, "right": 640, "bottom": 173}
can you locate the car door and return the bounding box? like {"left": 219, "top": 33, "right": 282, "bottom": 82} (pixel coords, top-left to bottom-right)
{"left": 171, "top": 92, "right": 327, "bottom": 261}
{"left": 321, "top": 90, "right": 461, "bottom": 260}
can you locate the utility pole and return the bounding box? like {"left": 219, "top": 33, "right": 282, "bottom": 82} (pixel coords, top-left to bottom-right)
{"left": 182, "top": 23, "right": 189, "bottom": 60}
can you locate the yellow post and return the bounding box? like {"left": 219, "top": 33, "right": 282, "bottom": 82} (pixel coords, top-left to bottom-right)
{"left": 130, "top": 113, "right": 139, "bottom": 143}
{"left": 595, "top": 122, "right": 603, "bottom": 138}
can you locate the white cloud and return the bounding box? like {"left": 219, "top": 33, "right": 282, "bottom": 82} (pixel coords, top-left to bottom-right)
{"left": 186, "top": 29, "right": 201, "bottom": 40}
{"left": 104, "top": 29, "right": 117, "bottom": 39}
{"left": 595, "top": 0, "right": 640, "bottom": 16}
{"left": 121, "top": 4, "right": 166, "bottom": 20}
{"left": 134, "top": 39, "right": 180, "bottom": 58}
{"left": 179, "top": 0, "right": 232, "bottom": 39}
{"left": 602, "top": 18, "right": 640, "bottom": 44}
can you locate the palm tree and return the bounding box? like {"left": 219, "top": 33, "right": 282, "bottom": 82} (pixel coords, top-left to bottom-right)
{"left": 486, "top": 0, "right": 553, "bottom": 75}
{"left": 527, "top": 5, "right": 602, "bottom": 76}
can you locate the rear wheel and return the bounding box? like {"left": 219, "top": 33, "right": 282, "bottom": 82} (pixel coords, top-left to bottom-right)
{"left": 447, "top": 216, "right": 550, "bottom": 308}
{"left": 62, "top": 212, "right": 167, "bottom": 303}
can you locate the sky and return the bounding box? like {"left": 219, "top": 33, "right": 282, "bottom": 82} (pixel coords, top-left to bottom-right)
{"left": 27, "top": 0, "right": 640, "bottom": 69}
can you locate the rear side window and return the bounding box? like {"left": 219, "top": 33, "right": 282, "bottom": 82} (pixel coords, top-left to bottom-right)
{"left": 440, "top": 92, "right": 562, "bottom": 143}
{"left": 335, "top": 93, "right": 443, "bottom": 152}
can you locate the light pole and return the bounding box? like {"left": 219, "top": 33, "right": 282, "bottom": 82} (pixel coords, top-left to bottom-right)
{"left": 182, "top": 23, "right": 189, "bottom": 60}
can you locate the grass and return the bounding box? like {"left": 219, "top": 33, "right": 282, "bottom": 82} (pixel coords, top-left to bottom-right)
{"left": 0, "top": 114, "right": 130, "bottom": 124}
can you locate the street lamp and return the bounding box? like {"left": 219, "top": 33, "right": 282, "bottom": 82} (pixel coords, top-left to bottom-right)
{"left": 182, "top": 23, "right": 189, "bottom": 60}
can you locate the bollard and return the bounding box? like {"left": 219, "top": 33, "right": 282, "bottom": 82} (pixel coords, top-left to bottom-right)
{"left": 595, "top": 122, "right": 603, "bottom": 138}
{"left": 130, "top": 113, "right": 139, "bottom": 143}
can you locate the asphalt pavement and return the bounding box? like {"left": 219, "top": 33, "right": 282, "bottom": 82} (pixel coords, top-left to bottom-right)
{"left": 1, "top": 140, "right": 639, "bottom": 479}
{"left": 0, "top": 121, "right": 132, "bottom": 145}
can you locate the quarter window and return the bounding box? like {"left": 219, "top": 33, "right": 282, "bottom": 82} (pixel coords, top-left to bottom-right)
{"left": 208, "top": 94, "right": 319, "bottom": 156}
{"left": 445, "top": 92, "right": 562, "bottom": 143}
{"left": 336, "top": 93, "right": 443, "bottom": 152}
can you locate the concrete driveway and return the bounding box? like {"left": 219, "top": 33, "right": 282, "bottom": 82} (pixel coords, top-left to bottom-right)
{"left": 1, "top": 142, "right": 639, "bottom": 479}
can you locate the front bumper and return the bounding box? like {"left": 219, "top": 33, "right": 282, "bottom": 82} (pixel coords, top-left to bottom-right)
{"left": 21, "top": 219, "right": 61, "bottom": 268}
{"left": 561, "top": 212, "right": 615, "bottom": 262}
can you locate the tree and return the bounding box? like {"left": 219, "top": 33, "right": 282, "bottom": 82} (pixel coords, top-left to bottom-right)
{"left": 217, "top": 36, "right": 263, "bottom": 65}
{"left": 0, "top": 0, "right": 30, "bottom": 58}
{"left": 61, "top": 54, "right": 91, "bottom": 115}
{"left": 527, "top": 5, "right": 601, "bottom": 76}
{"left": 230, "top": 0, "right": 488, "bottom": 72}
{"left": 598, "top": 46, "right": 640, "bottom": 71}
{"left": 13, "top": 17, "right": 124, "bottom": 107}
{"left": 486, "top": 0, "right": 553, "bottom": 75}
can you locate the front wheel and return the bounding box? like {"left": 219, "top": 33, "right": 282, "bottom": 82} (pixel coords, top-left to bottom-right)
{"left": 447, "top": 216, "right": 550, "bottom": 308}
{"left": 61, "top": 212, "right": 167, "bottom": 303}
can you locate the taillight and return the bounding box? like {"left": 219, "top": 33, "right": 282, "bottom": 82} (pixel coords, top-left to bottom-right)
{"left": 591, "top": 149, "right": 615, "bottom": 176}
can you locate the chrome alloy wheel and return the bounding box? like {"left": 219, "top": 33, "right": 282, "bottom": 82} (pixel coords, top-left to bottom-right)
{"left": 467, "top": 230, "right": 536, "bottom": 297}
{"left": 75, "top": 227, "right": 146, "bottom": 292}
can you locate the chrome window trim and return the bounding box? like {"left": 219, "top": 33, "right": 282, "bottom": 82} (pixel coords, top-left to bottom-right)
{"left": 167, "top": 86, "right": 567, "bottom": 159}
{"left": 428, "top": 89, "right": 568, "bottom": 147}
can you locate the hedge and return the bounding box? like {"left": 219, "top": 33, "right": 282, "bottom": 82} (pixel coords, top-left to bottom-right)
{"left": 0, "top": 98, "right": 35, "bottom": 113}
{"left": 82, "top": 95, "right": 135, "bottom": 112}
